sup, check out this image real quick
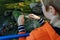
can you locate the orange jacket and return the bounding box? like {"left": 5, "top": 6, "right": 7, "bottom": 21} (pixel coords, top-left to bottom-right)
{"left": 18, "top": 22, "right": 60, "bottom": 40}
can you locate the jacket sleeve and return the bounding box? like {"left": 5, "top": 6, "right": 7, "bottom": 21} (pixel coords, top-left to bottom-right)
{"left": 18, "top": 25, "right": 26, "bottom": 40}
{"left": 38, "top": 18, "right": 45, "bottom": 26}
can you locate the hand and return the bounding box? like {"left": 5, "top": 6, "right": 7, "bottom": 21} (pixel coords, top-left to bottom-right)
{"left": 17, "top": 15, "right": 24, "bottom": 26}
{"left": 28, "top": 14, "right": 40, "bottom": 20}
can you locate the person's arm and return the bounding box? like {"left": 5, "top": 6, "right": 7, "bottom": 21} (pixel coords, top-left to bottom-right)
{"left": 17, "top": 15, "right": 26, "bottom": 40}
{"left": 28, "top": 14, "right": 45, "bottom": 26}
{"left": 41, "top": 0, "right": 47, "bottom": 14}
{"left": 25, "top": 14, "right": 45, "bottom": 40}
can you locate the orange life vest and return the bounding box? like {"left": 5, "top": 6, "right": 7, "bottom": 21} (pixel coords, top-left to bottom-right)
{"left": 18, "top": 22, "right": 60, "bottom": 40}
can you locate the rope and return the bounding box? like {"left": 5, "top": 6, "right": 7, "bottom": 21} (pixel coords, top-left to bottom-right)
{"left": 0, "top": 33, "right": 29, "bottom": 40}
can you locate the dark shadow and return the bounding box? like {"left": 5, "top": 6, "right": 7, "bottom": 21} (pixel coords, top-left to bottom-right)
{"left": 0, "top": 0, "right": 24, "bottom": 4}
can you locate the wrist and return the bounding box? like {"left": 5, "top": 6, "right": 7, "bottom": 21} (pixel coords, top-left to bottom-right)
{"left": 18, "top": 25, "right": 25, "bottom": 32}
{"left": 38, "top": 18, "right": 45, "bottom": 26}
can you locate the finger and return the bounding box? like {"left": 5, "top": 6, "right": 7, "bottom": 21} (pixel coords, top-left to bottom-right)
{"left": 29, "top": 14, "right": 34, "bottom": 16}
{"left": 29, "top": 15, "right": 35, "bottom": 20}
{"left": 29, "top": 14, "right": 34, "bottom": 18}
{"left": 25, "top": 16, "right": 29, "bottom": 18}
{"left": 29, "top": 15, "right": 33, "bottom": 19}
